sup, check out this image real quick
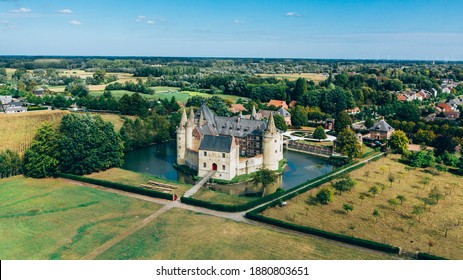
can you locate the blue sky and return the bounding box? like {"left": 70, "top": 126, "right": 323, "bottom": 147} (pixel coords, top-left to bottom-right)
{"left": 1, "top": 0, "right": 462, "bottom": 60}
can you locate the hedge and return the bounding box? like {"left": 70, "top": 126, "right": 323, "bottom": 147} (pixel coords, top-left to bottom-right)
{"left": 27, "top": 107, "right": 48, "bottom": 111}
{"left": 245, "top": 212, "right": 400, "bottom": 254}
{"left": 59, "top": 173, "right": 174, "bottom": 200}
{"left": 181, "top": 189, "right": 285, "bottom": 212}
{"left": 417, "top": 252, "right": 448, "bottom": 260}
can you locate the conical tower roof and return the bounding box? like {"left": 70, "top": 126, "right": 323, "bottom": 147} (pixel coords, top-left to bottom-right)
{"left": 187, "top": 107, "right": 195, "bottom": 127}
{"left": 252, "top": 106, "right": 257, "bottom": 120}
{"left": 266, "top": 113, "right": 277, "bottom": 134}
{"left": 180, "top": 107, "right": 187, "bottom": 127}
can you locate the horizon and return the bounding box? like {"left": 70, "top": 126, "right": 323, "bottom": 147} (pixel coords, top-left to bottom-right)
{"left": 1, "top": 0, "right": 463, "bottom": 61}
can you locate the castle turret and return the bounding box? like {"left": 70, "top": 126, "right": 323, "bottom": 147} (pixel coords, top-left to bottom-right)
{"left": 176, "top": 107, "right": 188, "bottom": 165}
{"left": 263, "top": 113, "right": 283, "bottom": 170}
{"left": 251, "top": 106, "right": 257, "bottom": 120}
{"left": 185, "top": 107, "right": 194, "bottom": 149}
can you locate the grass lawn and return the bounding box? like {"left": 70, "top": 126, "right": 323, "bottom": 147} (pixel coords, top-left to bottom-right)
{"left": 151, "top": 86, "right": 180, "bottom": 93}
{"left": 96, "top": 208, "right": 394, "bottom": 260}
{"left": 84, "top": 168, "right": 192, "bottom": 197}
{"left": 262, "top": 154, "right": 463, "bottom": 259}
{"left": 89, "top": 90, "right": 155, "bottom": 100}
{"left": 155, "top": 90, "right": 249, "bottom": 103}
{"left": 191, "top": 188, "right": 259, "bottom": 206}
{"left": 0, "top": 176, "right": 161, "bottom": 260}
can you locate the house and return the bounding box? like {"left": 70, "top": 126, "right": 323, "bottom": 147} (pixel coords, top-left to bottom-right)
{"left": 436, "top": 102, "right": 452, "bottom": 113}
{"left": 397, "top": 94, "right": 408, "bottom": 102}
{"left": 3, "top": 101, "right": 27, "bottom": 114}
{"left": 369, "top": 118, "right": 394, "bottom": 140}
{"left": 325, "top": 118, "right": 335, "bottom": 130}
{"left": 0, "top": 96, "right": 13, "bottom": 105}
{"left": 33, "top": 87, "right": 45, "bottom": 96}
{"left": 229, "top": 103, "right": 247, "bottom": 114}
{"left": 177, "top": 105, "right": 284, "bottom": 181}
{"left": 289, "top": 100, "right": 297, "bottom": 108}
{"left": 258, "top": 107, "right": 292, "bottom": 126}
{"left": 345, "top": 107, "right": 360, "bottom": 115}
{"left": 267, "top": 100, "right": 288, "bottom": 109}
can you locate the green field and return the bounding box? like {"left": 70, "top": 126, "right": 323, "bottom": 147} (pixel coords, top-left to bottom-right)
{"left": 97, "top": 208, "right": 394, "bottom": 260}
{"left": 154, "top": 89, "right": 249, "bottom": 103}
{"left": 0, "top": 176, "right": 161, "bottom": 260}
{"left": 84, "top": 168, "right": 192, "bottom": 197}
{"left": 89, "top": 90, "right": 155, "bottom": 100}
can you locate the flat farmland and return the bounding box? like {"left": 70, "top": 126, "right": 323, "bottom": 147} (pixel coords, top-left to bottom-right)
{"left": 0, "top": 176, "right": 161, "bottom": 260}
{"left": 259, "top": 73, "right": 327, "bottom": 83}
{"left": 96, "top": 208, "right": 394, "bottom": 260}
{"left": 0, "top": 110, "right": 68, "bottom": 153}
{"left": 262, "top": 154, "right": 463, "bottom": 259}
{"left": 89, "top": 89, "right": 155, "bottom": 100}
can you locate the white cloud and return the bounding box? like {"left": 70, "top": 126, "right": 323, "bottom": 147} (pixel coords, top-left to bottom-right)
{"left": 146, "top": 20, "right": 155, "bottom": 25}
{"left": 57, "top": 9, "right": 73, "bottom": 14}
{"left": 11, "top": 8, "right": 31, "bottom": 13}
{"left": 233, "top": 19, "right": 245, "bottom": 24}
{"left": 69, "top": 20, "right": 82, "bottom": 25}
{"left": 286, "top": 12, "right": 302, "bottom": 17}
{"left": 136, "top": 16, "right": 146, "bottom": 22}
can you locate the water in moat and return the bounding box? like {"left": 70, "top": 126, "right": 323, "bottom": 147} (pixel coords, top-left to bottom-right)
{"left": 123, "top": 141, "right": 335, "bottom": 191}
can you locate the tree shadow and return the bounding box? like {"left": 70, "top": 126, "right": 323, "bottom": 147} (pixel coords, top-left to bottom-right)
{"left": 306, "top": 195, "right": 319, "bottom": 206}
{"left": 332, "top": 209, "right": 346, "bottom": 215}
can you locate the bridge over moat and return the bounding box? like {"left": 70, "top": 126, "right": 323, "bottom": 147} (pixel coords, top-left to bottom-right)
{"left": 183, "top": 170, "right": 216, "bottom": 198}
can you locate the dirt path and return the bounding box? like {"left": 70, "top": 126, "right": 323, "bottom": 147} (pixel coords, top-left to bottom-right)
{"left": 82, "top": 202, "right": 176, "bottom": 260}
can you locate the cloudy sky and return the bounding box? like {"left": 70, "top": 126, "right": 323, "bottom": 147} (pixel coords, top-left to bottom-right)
{"left": 1, "top": 0, "right": 462, "bottom": 60}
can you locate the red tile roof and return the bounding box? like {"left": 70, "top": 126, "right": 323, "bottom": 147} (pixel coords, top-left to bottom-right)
{"left": 229, "top": 103, "right": 246, "bottom": 113}
{"left": 267, "top": 100, "right": 288, "bottom": 109}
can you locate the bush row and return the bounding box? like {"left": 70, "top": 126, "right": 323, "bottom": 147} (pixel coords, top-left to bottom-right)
{"left": 417, "top": 252, "right": 448, "bottom": 260}
{"left": 59, "top": 173, "right": 174, "bottom": 200}
{"left": 180, "top": 189, "right": 285, "bottom": 212}
{"left": 27, "top": 106, "right": 49, "bottom": 111}
{"left": 245, "top": 211, "right": 400, "bottom": 254}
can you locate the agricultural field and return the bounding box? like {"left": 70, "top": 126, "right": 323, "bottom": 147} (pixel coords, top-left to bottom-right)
{"left": 84, "top": 168, "right": 192, "bottom": 197}
{"left": 0, "top": 176, "right": 162, "bottom": 260}
{"left": 258, "top": 73, "right": 327, "bottom": 83}
{"left": 72, "top": 112, "right": 130, "bottom": 131}
{"left": 0, "top": 110, "right": 68, "bottom": 154}
{"left": 96, "top": 208, "right": 394, "bottom": 260}
{"left": 262, "top": 154, "right": 463, "bottom": 259}
{"left": 89, "top": 90, "right": 155, "bottom": 100}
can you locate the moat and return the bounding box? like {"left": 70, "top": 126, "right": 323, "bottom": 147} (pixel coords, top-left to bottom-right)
{"left": 123, "top": 141, "right": 335, "bottom": 191}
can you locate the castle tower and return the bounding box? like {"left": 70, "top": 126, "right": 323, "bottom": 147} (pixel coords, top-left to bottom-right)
{"left": 251, "top": 106, "right": 257, "bottom": 120}
{"left": 176, "top": 107, "right": 188, "bottom": 165}
{"left": 263, "top": 113, "right": 283, "bottom": 170}
{"left": 185, "top": 107, "right": 194, "bottom": 149}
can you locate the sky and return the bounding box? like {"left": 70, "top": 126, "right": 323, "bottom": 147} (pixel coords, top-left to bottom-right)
{"left": 0, "top": 0, "right": 462, "bottom": 60}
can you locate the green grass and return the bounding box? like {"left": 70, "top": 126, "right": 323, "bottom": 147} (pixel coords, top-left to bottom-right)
{"left": 84, "top": 168, "right": 192, "bottom": 197}
{"left": 151, "top": 86, "right": 180, "bottom": 93}
{"left": 96, "top": 208, "right": 394, "bottom": 260}
{"left": 192, "top": 188, "right": 258, "bottom": 206}
{"left": 90, "top": 90, "right": 155, "bottom": 100}
{"left": 155, "top": 90, "right": 249, "bottom": 103}
{"left": 0, "top": 176, "right": 161, "bottom": 260}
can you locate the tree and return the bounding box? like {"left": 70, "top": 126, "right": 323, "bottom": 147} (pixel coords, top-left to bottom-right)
{"left": 342, "top": 203, "right": 354, "bottom": 214}
{"left": 433, "top": 135, "right": 458, "bottom": 156}
{"left": 412, "top": 205, "right": 425, "bottom": 221}
{"left": 293, "top": 78, "right": 308, "bottom": 101}
{"left": 331, "top": 176, "right": 356, "bottom": 195}
{"left": 363, "top": 171, "right": 370, "bottom": 182}
{"left": 290, "top": 105, "right": 308, "bottom": 127}
{"left": 396, "top": 194, "right": 406, "bottom": 205}
{"left": 119, "top": 93, "right": 149, "bottom": 116}
{"left": 93, "top": 69, "right": 106, "bottom": 84}
{"left": 335, "top": 128, "right": 362, "bottom": 160}
{"left": 23, "top": 123, "right": 60, "bottom": 178}
{"left": 252, "top": 169, "right": 277, "bottom": 189}
{"left": 428, "top": 186, "right": 444, "bottom": 204}
{"left": 315, "top": 188, "right": 334, "bottom": 205}
{"left": 273, "top": 114, "right": 288, "bottom": 131}
{"left": 312, "top": 126, "right": 327, "bottom": 140}
{"left": 372, "top": 209, "right": 380, "bottom": 222}
{"left": 388, "top": 130, "right": 409, "bottom": 154}
{"left": 358, "top": 193, "right": 366, "bottom": 205}
{"left": 388, "top": 173, "right": 395, "bottom": 188}
{"left": 0, "top": 149, "right": 22, "bottom": 178}
{"left": 368, "top": 185, "right": 379, "bottom": 197}
{"left": 58, "top": 114, "right": 124, "bottom": 175}
{"left": 334, "top": 111, "right": 352, "bottom": 133}
{"left": 387, "top": 198, "right": 400, "bottom": 211}
{"left": 364, "top": 118, "right": 374, "bottom": 129}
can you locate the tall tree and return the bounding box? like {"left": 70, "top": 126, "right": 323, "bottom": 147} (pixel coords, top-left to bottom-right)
{"left": 334, "top": 111, "right": 352, "bottom": 133}
{"left": 388, "top": 130, "right": 409, "bottom": 154}
{"left": 293, "top": 78, "right": 308, "bottom": 101}
{"left": 335, "top": 128, "right": 362, "bottom": 160}
{"left": 58, "top": 114, "right": 124, "bottom": 175}
{"left": 273, "top": 114, "right": 288, "bottom": 131}
{"left": 312, "top": 126, "right": 327, "bottom": 140}
{"left": 23, "top": 123, "right": 60, "bottom": 178}
{"left": 290, "top": 105, "right": 308, "bottom": 128}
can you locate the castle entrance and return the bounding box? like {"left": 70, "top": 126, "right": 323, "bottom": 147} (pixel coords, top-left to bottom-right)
{"left": 212, "top": 163, "right": 217, "bottom": 171}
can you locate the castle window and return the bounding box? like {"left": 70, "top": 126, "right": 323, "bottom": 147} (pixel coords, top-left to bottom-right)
{"left": 203, "top": 162, "right": 207, "bottom": 168}
{"left": 222, "top": 153, "right": 225, "bottom": 158}
{"left": 275, "top": 150, "right": 277, "bottom": 153}
{"left": 274, "top": 140, "right": 277, "bottom": 143}
{"left": 222, "top": 165, "right": 226, "bottom": 170}
{"left": 179, "top": 146, "right": 181, "bottom": 149}
{"left": 204, "top": 151, "right": 207, "bottom": 156}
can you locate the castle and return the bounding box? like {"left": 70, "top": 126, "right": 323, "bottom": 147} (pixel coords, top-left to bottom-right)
{"left": 176, "top": 104, "right": 284, "bottom": 181}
